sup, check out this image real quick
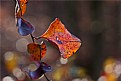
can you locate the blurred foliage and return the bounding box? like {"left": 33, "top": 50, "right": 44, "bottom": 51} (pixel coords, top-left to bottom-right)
{"left": 1, "top": 1, "right": 121, "bottom": 81}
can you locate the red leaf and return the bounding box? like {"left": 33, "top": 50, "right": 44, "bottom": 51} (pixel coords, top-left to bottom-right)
{"left": 40, "top": 18, "right": 81, "bottom": 59}
{"left": 15, "top": 0, "right": 28, "bottom": 17}
{"left": 27, "top": 41, "right": 46, "bottom": 61}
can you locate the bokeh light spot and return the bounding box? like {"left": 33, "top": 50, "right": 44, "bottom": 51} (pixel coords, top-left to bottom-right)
{"left": 72, "top": 78, "right": 81, "bottom": 81}
{"left": 60, "top": 57, "right": 68, "bottom": 64}
{"left": 12, "top": 67, "right": 25, "bottom": 80}
{"left": 114, "top": 62, "right": 121, "bottom": 77}
{"left": 104, "top": 64, "right": 114, "bottom": 74}
{"left": 81, "top": 78, "right": 88, "bottom": 81}
{"left": 16, "top": 38, "right": 29, "bottom": 52}
{"left": 4, "top": 51, "right": 14, "bottom": 61}
{"left": 98, "top": 76, "right": 107, "bottom": 81}
{"left": 28, "top": 63, "right": 38, "bottom": 71}
{"left": 2, "top": 76, "right": 14, "bottom": 81}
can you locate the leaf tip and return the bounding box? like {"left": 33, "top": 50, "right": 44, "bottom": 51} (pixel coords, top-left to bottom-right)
{"left": 55, "top": 18, "right": 60, "bottom": 21}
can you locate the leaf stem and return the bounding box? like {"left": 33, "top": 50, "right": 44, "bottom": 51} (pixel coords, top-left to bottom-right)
{"left": 30, "top": 34, "right": 35, "bottom": 43}
{"left": 35, "top": 36, "right": 42, "bottom": 40}
{"left": 44, "top": 73, "right": 51, "bottom": 81}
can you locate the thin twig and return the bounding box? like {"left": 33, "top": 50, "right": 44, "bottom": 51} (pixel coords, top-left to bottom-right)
{"left": 30, "top": 34, "right": 35, "bottom": 43}
{"left": 44, "top": 73, "right": 51, "bottom": 81}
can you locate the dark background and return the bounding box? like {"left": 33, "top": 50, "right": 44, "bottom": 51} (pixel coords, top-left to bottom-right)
{"left": 1, "top": 0, "right": 121, "bottom": 81}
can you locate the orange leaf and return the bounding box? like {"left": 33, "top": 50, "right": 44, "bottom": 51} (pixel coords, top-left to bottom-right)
{"left": 40, "top": 18, "right": 81, "bottom": 59}
{"left": 27, "top": 41, "right": 46, "bottom": 61}
{"left": 15, "top": 0, "right": 28, "bottom": 17}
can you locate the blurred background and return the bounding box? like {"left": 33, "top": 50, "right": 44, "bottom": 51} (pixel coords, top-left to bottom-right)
{"left": 1, "top": 0, "right": 121, "bottom": 81}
